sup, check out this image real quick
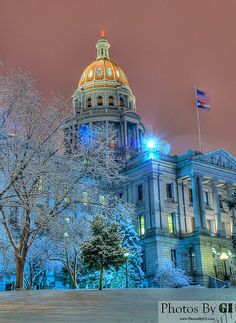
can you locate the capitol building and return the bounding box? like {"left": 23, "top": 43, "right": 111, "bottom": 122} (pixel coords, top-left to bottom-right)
{"left": 64, "top": 33, "right": 236, "bottom": 287}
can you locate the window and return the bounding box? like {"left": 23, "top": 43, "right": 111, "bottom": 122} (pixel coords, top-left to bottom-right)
{"left": 82, "top": 192, "right": 88, "bottom": 205}
{"left": 64, "top": 196, "right": 71, "bottom": 204}
{"left": 203, "top": 191, "right": 209, "bottom": 206}
{"left": 88, "top": 70, "right": 93, "bottom": 78}
{"left": 119, "top": 192, "right": 123, "bottom": 199}
{"left": 189, "top": 248, "right": 196, "bottom": 272}
{"left": 207, "top": 219, "right": 212, "bottom": 233}
{"left": 36, "top": 177, "right": 44, "bottom": 192}
{"left": 97, "top": 68, "right": 103, "bottom": 76}
{"left": 189, "top": 188, "right": 193, "bottom": 203}
{"left": 218, "top": 195, "right": 223, "bottom": 209}
{"left": 119, "top": 97, "right": 124, "bottom": 107}
{"left": 87, "top": 97, "right": 91, "bottom": 108}
{"left": 168, "top": 213, "right": 175, "bottom": 233}
{"left": 171, "top": 249, "right": 177, "bottom": 267}
{"left": 97, "top": 96, "right": 103, "bottom": 106}
{"left": 166, "top": 183, "right": 173, "bottom": 199}
{"left": 212, "top": 253, "right": 218, "bottom": 278}
{"left": 109, "top": 140, "right": 115, "bottom": 149}
{"left": 137, "top": 184, "right": 143, "bottom": 201}
{"left": 107, "top": 68, "right": 112, "bottom": 76}
{"left": 191, "top": 217, "right": 195, "bottom": 232}
{"left": 109, "top": 96, "right": 114, "bottom": 106}
{"left": 138, "top": 215, "right": 145, "bottom": 236}
{"left": 100, "top": 195, "right": 105, "bottom": 205}
{"left": 222, "top": 222, "right": 226, "bottom": 232}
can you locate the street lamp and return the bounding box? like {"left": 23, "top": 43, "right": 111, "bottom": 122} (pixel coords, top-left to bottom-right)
{"left": 220, "top": 252, "right": 229, "bottom": 280}
{"left": 124, "top": 252, "right": 130, "bottom": 288}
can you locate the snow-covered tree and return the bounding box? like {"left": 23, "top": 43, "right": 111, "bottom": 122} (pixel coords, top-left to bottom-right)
{"left": 45, "top": 216, "right": 90, "bottom": 289}
{"left": 0, "top": 68, "right": 124, "bottom": 289}
{"left": 81, "top": 215, "right": 126, "bottom": 290}
{"left": 103, "top": 203, "right": 144, "bottom": 288}
{"left": 154, "top": 260, "right": 192, "bottom": 288}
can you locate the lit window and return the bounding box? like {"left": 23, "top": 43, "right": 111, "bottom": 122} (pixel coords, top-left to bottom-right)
{"left": 109, "top": 96, "right": 114, "bottom": 106}
{"left": 189, "top": 189, "right": 193, "bottom": 203}
{"left": 64, "top": 196, "right": 71, "bottom": 204}
{"left": 97, "top": 96, "right": 103, "bottom": 106}
{"left": 88, "top": 69, "right": 93, "bottom": 78}
{"left": 82, "top": 192, "right": 88, "bottom": 205}
{"left": 222, "top": 222, "right": 226, "bottom": 232}
{"left": 168, "top": 213, "right": 175, "bottom": 233}
{"left": 107, "top": 68, "right": 112, "bottom": 76}
{"left": 116, "top": 70, "right": 120, "bottom": 78}
{"left": 191, "top": 217, "right": 195, "bottom": 232}
{"left": 97, "top": 68, "right": 103, "bottom": 76}
{"left": 166, "top": 183, "right": 173, "bottom": 199}
{"left": 37, "top": 177, "right": 44, "bottom": 192}
{"left": 203, "top": 191, "right": 209, "bottom": 206}
{"left": 137, "top": 184, "right": 143, "bottom": 201}
{"left": 100, "top": 195, "right": 105, "bottom": 205}
{"left": 138, "top": 215, "right": 145, "bottom": 236}
{"left": 109, "top": 140, "right": 115, "bottom": 149}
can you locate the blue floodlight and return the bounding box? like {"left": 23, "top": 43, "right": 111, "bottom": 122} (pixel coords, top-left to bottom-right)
{"left": 147, "top": 140, "right": 155, "bottom": 149}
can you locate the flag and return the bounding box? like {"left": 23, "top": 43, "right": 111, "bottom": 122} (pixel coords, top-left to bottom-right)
{"left": 195, "top": 88, "right": 210, "bottom": 109}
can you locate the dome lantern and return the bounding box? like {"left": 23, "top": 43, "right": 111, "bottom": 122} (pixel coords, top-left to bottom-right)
{"left": 96, "top": 31, "right": 110, "bottom": 60}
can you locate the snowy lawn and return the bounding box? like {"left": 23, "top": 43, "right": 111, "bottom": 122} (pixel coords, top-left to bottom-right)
{"left": 0, "top": 288, "right": 235, "bottom": 323}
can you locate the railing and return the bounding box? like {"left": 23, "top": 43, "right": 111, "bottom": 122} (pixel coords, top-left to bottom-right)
{"left": 23, "top": 277, "right": 30, "bottom": 290}
{"left": 216, "top": 310, "right": 236, "bottom": 323}
{"left": 209, "top": 276, "right": 226, "bottom": 288}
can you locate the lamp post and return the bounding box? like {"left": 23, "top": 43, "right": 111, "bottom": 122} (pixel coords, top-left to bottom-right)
{"left": 124, "top": 252, "right": 129, "bottom": 288}
{"left": 220, "top": 252, "right": 229, "bottom": 280}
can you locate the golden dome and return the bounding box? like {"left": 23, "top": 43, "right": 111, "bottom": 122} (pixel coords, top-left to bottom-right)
{"left": 78, "top": 33, "right": 130, "bottom": 89}
{"left": 78, "top": 59, "right": 130, "bottom": 88}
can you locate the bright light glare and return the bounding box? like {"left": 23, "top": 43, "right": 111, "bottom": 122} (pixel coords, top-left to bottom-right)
{"left": 147, "top": 140, "right": 155, "bottom": 149}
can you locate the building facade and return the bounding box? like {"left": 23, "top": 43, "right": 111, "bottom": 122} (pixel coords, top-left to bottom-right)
{"left": 65, "top": 33, "right": 236, "bottom": 287}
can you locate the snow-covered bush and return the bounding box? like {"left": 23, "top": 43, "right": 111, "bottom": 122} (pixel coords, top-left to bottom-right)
{"left": 155, "top": 261, "right": 192, "bottom": 288}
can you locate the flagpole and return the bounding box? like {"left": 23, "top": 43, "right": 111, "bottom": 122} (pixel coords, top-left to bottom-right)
{"left": 195, "top": 84, "right": 202, "bottom": 152}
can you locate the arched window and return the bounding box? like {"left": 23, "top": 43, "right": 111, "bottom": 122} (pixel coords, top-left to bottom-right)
{"left": 109, "top": 96, "right": 114, "bottom": 106}
{"left": 97, "top": 96, "right": 103, "bottom": 106}
{"left": 119, "top": 97, "right": 124, "bottom": 107}
{"left": 87, "top": 97, "right": 91, "bottom": 108}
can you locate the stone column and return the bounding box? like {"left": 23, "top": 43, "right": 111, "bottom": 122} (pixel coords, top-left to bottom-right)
{"left": 124, "top": 120, "right": 128, "bottom": 147}
{"left": 198, "top": 175, "right": 207, "bottom": 230}
{"left": 226, "top": 181, "right": 236, "bottom": 237}
{"left": 191, "top": 174, "right": 201, "bottom": 231}
{"left": 212, "top": 178, "right": 223, "bottom": 236}
{"left": 149, "top": 175, "right": 161, "bottom": 229}
{"left": 143, "top": 178, "right": 151, "bottom": 230}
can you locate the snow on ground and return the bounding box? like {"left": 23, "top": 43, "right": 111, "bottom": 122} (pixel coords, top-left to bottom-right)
{"left": 0, "top": 289, "right": 235, "bottom": 323}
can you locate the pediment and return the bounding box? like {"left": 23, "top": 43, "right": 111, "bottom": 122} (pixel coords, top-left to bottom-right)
{"left": 195, "top": 149, "right": 236, "bottom": 170}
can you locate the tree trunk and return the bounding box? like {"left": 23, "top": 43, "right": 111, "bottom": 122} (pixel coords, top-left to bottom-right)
{"left": 71, "top": 280, "right": 78, "bottom": 289}
{"left": 99, "top": 263, "right": 103, "bottom": 290}
{"left": 15, "top": 256, "right": 26, "bottom": 290}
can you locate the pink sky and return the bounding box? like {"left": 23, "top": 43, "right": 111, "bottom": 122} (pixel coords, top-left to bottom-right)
{"left": 1, "top": 0, "right": 236, "bottom": 155}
